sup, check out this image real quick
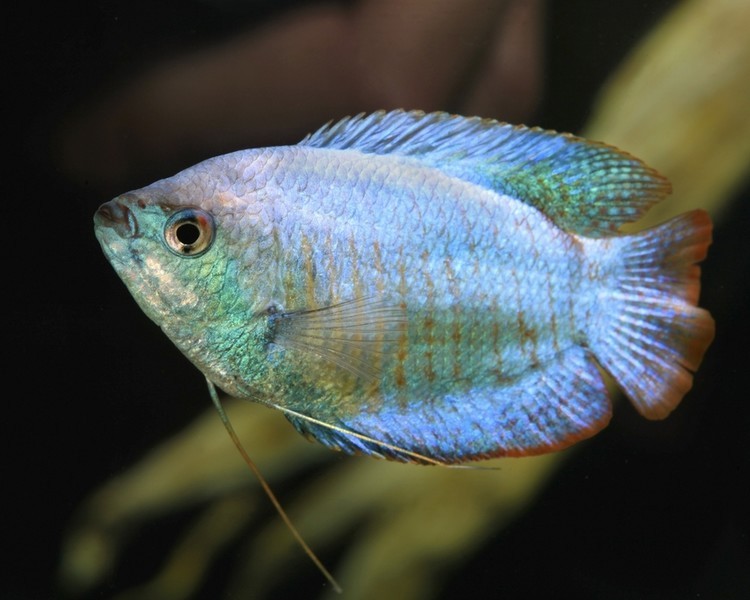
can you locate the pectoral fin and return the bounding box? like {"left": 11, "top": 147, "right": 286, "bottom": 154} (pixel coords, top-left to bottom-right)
{"left": 269, "top": 296, "right": 407, "bottom": 381}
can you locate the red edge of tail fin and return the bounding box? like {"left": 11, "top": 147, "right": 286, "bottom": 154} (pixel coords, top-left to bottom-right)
{"left": 592, "top": 209, "right": 715, "bottom": 420}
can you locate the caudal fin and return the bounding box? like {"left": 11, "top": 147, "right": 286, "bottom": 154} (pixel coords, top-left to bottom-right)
{"left": 590, "top": 210, "right": 715, "bottom": 419}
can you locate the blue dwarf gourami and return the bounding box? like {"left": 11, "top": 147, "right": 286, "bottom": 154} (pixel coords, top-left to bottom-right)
{"left": 94, "top": 110, "right": 715, "bottom": 464}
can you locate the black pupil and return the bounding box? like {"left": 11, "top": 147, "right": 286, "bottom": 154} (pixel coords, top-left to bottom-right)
{"left": 176, "top": 221, "right": 201, "bottom": 246}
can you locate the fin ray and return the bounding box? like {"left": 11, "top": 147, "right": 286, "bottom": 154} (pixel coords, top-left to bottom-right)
{"left": 270, "top": 296, "right": 406, "bottom": 381}
{"left": 590, "top": 209, "right": 715, "bottom": 419}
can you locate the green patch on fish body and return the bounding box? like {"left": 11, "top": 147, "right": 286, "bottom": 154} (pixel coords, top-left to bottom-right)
{"left": 95, "top": 110, "right": 714, "bottom": 463}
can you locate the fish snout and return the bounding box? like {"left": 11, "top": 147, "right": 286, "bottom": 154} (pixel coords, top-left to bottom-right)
{"left": 94, "top": 199, "right": 139, "bottom": 238}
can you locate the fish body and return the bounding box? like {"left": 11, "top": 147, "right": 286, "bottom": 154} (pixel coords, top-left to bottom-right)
{"left": 94, "top": 110, "right": 714, "bottom": 463}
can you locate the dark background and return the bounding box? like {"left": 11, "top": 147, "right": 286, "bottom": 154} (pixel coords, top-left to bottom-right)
{"left": 5, "top": 1, "right": 748, "bottom": 598}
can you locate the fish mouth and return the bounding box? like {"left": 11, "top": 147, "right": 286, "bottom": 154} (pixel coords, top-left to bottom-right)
{"left": 94, "top": 199, "right": 140, "bottom": 238}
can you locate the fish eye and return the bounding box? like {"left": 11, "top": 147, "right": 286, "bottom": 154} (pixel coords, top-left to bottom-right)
{"left": 163, "top": 208, "right": 215, "bottom": 257}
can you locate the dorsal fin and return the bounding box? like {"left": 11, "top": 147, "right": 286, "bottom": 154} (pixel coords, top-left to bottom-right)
{"left": 299, "top": 110, "right": 671, "bottom": 237}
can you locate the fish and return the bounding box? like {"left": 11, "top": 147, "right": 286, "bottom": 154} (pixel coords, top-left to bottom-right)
{"left": 94, "top": 109, "right": 715, "bottom": 464}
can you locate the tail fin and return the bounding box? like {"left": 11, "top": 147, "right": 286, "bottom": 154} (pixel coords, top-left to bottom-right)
{"left": 590, "top": 210, "right": 715, "bottom": 419}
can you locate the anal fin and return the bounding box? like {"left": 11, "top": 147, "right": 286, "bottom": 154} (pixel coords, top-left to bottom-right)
{"left": 284, "top": 345, "right": 612, "bottom": 463}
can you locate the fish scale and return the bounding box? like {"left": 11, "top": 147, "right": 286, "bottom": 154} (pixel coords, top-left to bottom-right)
{"left": 268, "top": 148, "right": 587, "bottom": 419}
{"left": 94, "top": 110, "right": 714, "bottom": 463}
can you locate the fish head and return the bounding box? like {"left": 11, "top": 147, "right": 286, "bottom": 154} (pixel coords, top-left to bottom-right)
{"left": 93, "top": 155, "right": 280, "bottom": 351}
